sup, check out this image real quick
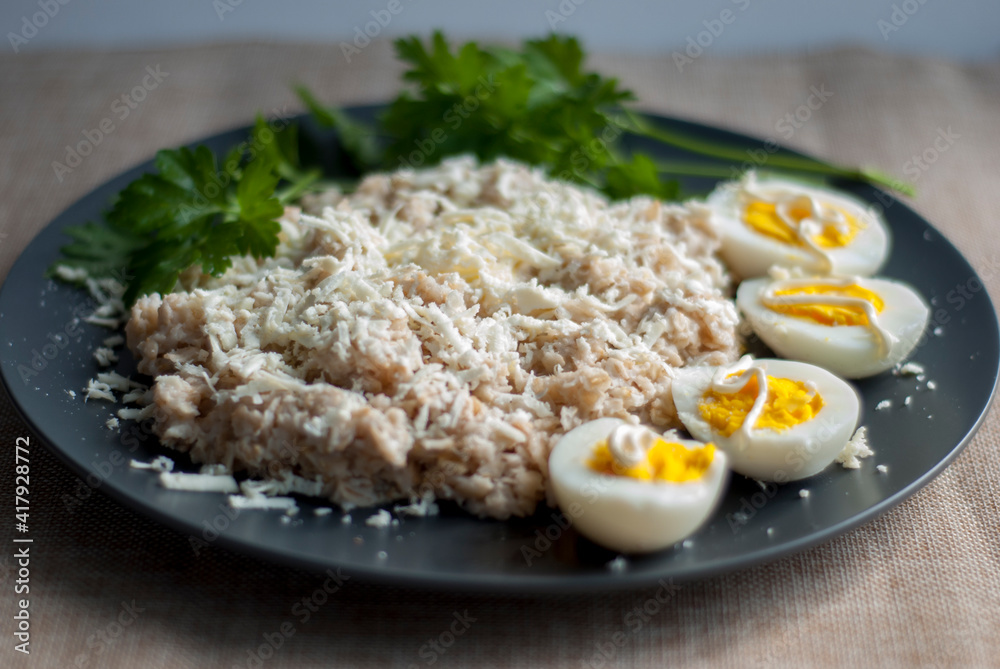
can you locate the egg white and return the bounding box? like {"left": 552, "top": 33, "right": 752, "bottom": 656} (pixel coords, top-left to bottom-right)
{"left": 737, "top": 276, "right": 930, "bottom": 378}
{"left": 672, "top": 359, "right": 860, "bottom": 482}
{"left": 548, "top": 418, "right": 728, "bottom": 554}
{"left": 706, "top": 176, "right": 890, "bottom": 279}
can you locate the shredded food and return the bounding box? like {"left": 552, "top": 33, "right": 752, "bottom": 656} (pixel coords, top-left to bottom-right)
{"left": 125, "top": 157, "right": 739, "bottom": 518}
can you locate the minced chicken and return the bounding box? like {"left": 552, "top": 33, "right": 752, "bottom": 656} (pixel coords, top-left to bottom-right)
{"left": 126, "top": 157, "right": 740, "bottom": 519}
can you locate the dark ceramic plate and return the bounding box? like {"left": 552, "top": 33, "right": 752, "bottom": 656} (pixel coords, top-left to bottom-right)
{"left": 2, "top": 109, "right": 997, "bottom": 592}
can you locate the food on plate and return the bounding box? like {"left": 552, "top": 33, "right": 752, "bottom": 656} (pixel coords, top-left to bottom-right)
{"left": 44, "top": 32, "right": 927, "bottom": 556}
{"left": 737, "top": 275, "right": 930, "bottom": 378}
{"left": 706, "top": 174, "right": 890, "bottom": 279}
{"left": 124, "top": 157, "right": 740, "bottom": 519}
{"left": 51, "top": 35, "right": 909, "bottom": 314}
{"left": 298, "top": 33, "right": 910, "bottom": 210}
{"left": 548, "top": 418, "right": 727, "bottom": 553}
{"left": 672, "top": 356, "right": 860, "bottom": 481}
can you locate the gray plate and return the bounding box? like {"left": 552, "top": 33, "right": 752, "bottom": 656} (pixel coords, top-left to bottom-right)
{"left": 1, "top": 110, "right": 997, "bottom": 593}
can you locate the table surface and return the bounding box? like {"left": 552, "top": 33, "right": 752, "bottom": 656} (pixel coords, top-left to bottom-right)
{"left": 1, "top": 41, "right": 998, "bottom": 669}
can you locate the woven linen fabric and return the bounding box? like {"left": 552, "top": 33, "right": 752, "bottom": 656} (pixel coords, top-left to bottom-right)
{"left": 1, "top": 41, "right": 998, "bottom": 668}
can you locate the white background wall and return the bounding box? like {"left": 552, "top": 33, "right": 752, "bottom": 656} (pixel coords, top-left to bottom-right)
{"left": 3, "top": 0, "right": 998, "bottom": 61}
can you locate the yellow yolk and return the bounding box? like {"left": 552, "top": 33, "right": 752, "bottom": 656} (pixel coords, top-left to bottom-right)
{"left": 587, "top": 439, "right": 715, "bottom": 482}
{"left": 769, "top": 283, "right": 885, "bottom": 327}
{"left": 698, "top": 374, "right": 824, "bottom": 437}
{"left": 743, "top": 200, "right": 862, "bottom": 248}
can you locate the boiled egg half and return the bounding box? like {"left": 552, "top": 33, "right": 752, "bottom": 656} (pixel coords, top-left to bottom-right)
{"left": 706, "top": 174, "right": 889, "bottom": 279}
{"left": 548, "top": 418, "right": 728, "bottom": 553}
{"left": 737, "top": 275, "right": 930, "bottom": 378}
{"left": 673, "top": 356, "right": 859, "bottom": 481}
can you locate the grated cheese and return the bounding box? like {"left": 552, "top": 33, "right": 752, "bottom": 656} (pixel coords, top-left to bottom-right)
{"left": 93, "top": 347, "right": 118, "bottom": 367}
{"left": 159, "top": 472, "right": 239, "bottom": 493}
{"left": 228, "top": 495, "right": 297, "bottom": 511}
{"left": 836, "top": 426, "right": 874, "bottom": 469}
{"left": 393, "top": 496, "right": 440, "bottom": 517}
{"left": 103, "top": 334, "right": 125, "bottom": 348}
{"left": 122, "top": 388, "right": 149, "bottom": 404}
{"left": 53, "top": 265, "right": 90, "bottom": 282}
{"left": 84, "top": 379, "right": 116, "bottom": 403}
{"left": 894, "top": 361, "right": 924, "bottom": 376}
{"left": 118, "top": 406, "right": 153, "bottom": 422}
{"left": 238, "top": 472, "right": 324, "bottom": 498}
{"left": 124, "top": 157, "right": 740, "bottom": 520}
{"left": 130, "top": 456, "right": 175, "bottom": 473}
{"left": 365, "top": 509, "right": 393, "bottom": 529}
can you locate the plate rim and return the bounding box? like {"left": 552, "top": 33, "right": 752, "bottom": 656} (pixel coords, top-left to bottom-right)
{"left": 2, "top": 108, "right": 998, "bottom": 593}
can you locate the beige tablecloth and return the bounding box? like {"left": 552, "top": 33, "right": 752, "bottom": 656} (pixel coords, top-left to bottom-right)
{"left": 1, "top": 41, "right": 998, "bottom": 668}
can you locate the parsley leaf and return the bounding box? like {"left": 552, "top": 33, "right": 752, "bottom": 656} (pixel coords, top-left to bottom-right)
{"left": 380, "top": 32, "right": 641, "bottom": 191}
{"left": 295, "top": 85, "right": 380, "bottom": 172}
{"left": 605, "top": 154, "right": 681, "bottom": 202}
{"left": 299, "top": 32, "right": 682, "bottom": 198}
{"left": 50, "top": 117, "right": 317, "bottom": 305}
{"left": 51, "top": 221, "right": 142, "bottom": 280}
{"left": 299, "top": 31, "right": 912, "bottom": 200}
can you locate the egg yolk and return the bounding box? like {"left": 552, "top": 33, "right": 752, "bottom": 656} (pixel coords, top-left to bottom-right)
{"left": 769, "top": 283, "right": 885, "bottom": 327}
{"left": 744, "top": 199, "right": 862, "bottom": 248}
{"left": 698, "top": 374, "right": 824, "bottom": 437}
{"left": 587, "top": 439, "right": 715, "bottom": 482}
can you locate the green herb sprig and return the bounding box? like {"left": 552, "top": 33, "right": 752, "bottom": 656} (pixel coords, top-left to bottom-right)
{"left": 52, "top": 32, "right": 913, "bottom": 307}
{"left": 299, "top": 32, "right": 912, "bottom": 199}
{"left": 49, "top": 117, "right": 320, "bottom": 305}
